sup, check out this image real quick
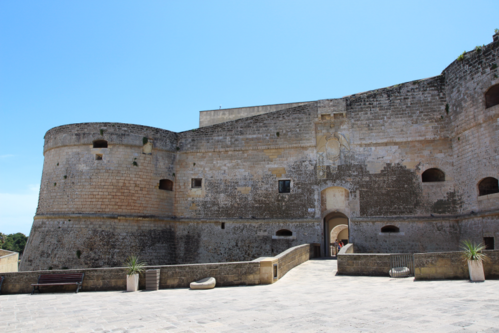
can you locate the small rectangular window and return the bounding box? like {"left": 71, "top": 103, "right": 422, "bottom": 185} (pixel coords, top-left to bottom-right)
{"left": 279, "top": 180, "right": 290, "bottom": 193}
{"left": 191, "top": 178, "right": 202, "bottom": 188}
{"left": 95, "top": 154, "right": 103, "bottom": 160}
{"left": 484, "top": 237, "right": 495, "bottom": 250}
{"left": 221, "top": 222, "right": 225, "bottom": 229}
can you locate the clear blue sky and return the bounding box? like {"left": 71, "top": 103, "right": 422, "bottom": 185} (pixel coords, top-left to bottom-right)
{"left": 1, "top": 1, "right": 498, "bottom": 235}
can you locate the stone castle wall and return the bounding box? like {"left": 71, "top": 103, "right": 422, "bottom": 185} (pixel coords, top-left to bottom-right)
{"left": 20, "top": 34, "right": 499, "bottom": 270}
{"left": 443, "top": 40, "right": 499, "bottom": 213}
{"left": 21, "top": 217, "right": 320, "bottom": 271}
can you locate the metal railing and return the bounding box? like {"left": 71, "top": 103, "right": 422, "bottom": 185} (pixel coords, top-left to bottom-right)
{"left": 390, "top": 254, "right": 414, "bottom": 277}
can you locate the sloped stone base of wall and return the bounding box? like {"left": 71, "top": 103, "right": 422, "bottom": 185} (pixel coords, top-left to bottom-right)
{"left": 20, "top": 216, "right": 321, "bottom": 271}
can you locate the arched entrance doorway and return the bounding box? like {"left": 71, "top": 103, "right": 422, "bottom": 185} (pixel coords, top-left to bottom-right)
{"left": 323, "top": 212, "right": 349, "bottom": 257}
{"left": 330, "top": 224, "right": 348, "bottom": 256}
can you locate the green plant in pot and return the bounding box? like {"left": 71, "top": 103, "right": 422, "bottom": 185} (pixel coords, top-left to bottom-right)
{"left": 124, "top": 255, "right": 146, "bottom": 292}
{"left": 461, "top": 240, "right": 487, "bottom": 282}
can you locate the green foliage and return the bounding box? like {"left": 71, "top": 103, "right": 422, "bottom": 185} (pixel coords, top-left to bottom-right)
{"left": 457, "top": 51, "right": 466, "bottom": 62}
{"left": 54, "top": 182, "right": 57, "bottom": 186}
{"left": 100, "top": 129, "right": 104, "bottom": 136}
{"left": 495, "top": 28, "right": 499, "bottom": 34}
{"left": 445, "top": 103, "right": 449, "bottom": 114}
{"left": 491, "top": 63, "right": 498, "bottom": 70}
{"left": 0, "top": 232, "right": 28, "bottom": 254}
{"left": 124, "top": 255, "right": 147, "bottom": 276}
{"left": 64, "top": 175, "right": 67, "bottom": 179}
{"left": 461, "top": 240, "right": 487, "bottom": 262}
{"left": 76, "top": 250, "right": 82, "bottom": 259}
{"left": 172, "top": 173, "right": 175, "bottom": 177}
{"left": 132, "top": 161, "right": 138, "bottom": 167}
{"left": 57, "top": 162, "right": 59, "bottom": 166}
{"left": 276, "top": 132, "right": 280, "bottom": 137}
{"left": 193, "top": 162, "right": 196, "bottom": 166}
{"left": 143, "top": 137, "right": 148, "bottom": 145}
{"left": 475, "top": 45, "right": 482, "bottom": 53}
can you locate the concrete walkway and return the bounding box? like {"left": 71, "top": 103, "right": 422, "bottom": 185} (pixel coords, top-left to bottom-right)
{"left": 2, "top": 259, "right": 499, "bottom": 332}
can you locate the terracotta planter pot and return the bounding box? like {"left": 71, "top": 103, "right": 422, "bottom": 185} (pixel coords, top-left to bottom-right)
{"left": 126, "top": 274, "right": 139, "bottom": 291}
{"left": 467, "top": 260, "right": 485, "bottom": 282}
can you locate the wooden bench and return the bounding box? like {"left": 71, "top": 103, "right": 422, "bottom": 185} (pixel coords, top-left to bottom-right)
{"left": 31, "top": 273, "right": 84, "bottom": 294}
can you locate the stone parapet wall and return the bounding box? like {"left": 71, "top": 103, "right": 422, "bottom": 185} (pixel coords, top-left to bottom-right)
{"left": 0, "top": 249, "right": 19, "bottom": 273}
{"left": 337, "top": 245, "right": 391, "bottom": 276}
{"left": 44, "top": 122, "right": 178, "bottom": 153}
{"left": 199, "top": 101, "right": 312, "bottom": 127}
{"left": 275, "top": 244, "right": 313, "bottom": 279}
{"left": 179, "top": 104, "right": 317, "bottom": 152}
{"left": 3, "top": 243, "right": 315, "bottom": 295}
{"left": 414, "top": 250, "right": 499, "bottom": 280}
{"left": 1, "top": 262, "right": 260, "bottom": 295}
{"left": 345, "top": 75, "right": 448, "bottom": 144}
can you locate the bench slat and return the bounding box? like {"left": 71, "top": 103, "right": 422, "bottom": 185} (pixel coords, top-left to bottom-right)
{"left": 32, "top": 282, "right": 80, "bottom": 286}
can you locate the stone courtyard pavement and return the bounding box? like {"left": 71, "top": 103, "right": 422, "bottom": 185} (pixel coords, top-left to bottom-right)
{"left": 2, "top": 259, "right": 499, "bottom": 333}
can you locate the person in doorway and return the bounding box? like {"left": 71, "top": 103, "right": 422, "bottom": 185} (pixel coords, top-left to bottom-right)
{"left": 337, "top": 239, "right": 341, "bottom": 254}
{"left": 332, "top": 239, "right": 339, "bottom": 256}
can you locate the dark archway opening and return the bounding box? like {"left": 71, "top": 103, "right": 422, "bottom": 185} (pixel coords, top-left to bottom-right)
{"left": 323, "top": 212, "right": 349, "bottom": 258}
{"left": 159, "top": 179, "right": 173, "bottom": 191}
{"left": 478, "top": 177, "right": 499, "bottom": 196}
{"left": 485, "top": 84, "right": 499, "bottom": 109}
{"left": 422, "top": 168, "right": 445, "bottom": 182}
{"left": 381, "top": 225, "right": 400, "bottom": 233}
{"left": 276, "top": 229, "right": 292, "bottom": 236}
{"left": 93, "top": 140, "right": 108, "bottom": 148}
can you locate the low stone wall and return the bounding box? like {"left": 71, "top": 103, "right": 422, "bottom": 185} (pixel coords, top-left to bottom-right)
{"left": 0, "top": 249, "right": 19, "bottom": 273}
{"left": 337, "top": 244, "right": 391, "bottom": 276}
{"left": 276, "top": 244, "right": 313, "bottom": 279}
{"left": 414, "top": 250, "right": 499, "bottom": 280}
{"left": 1, "top": 244, "right": 314, "bottom": 295}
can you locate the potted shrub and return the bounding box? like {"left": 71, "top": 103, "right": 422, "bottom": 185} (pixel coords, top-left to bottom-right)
{"left": 461, "top": 240, "right": 487, "bottom": 282}
{"left": 124, "top": 255, "right": 146, "bottom": 292}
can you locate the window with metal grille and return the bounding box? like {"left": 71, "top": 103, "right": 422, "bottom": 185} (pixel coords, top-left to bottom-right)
{"left": 478, "top": 177, "right": 499, "bottom": 196}
{"left": 191, "top": 178, "right": 202, "bottom": 188}
{"left": 278, "top": 180, "right": 290, "bottom": 193}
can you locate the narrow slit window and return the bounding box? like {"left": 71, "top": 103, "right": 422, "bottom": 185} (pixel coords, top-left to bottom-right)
{"left": 278, "top": 180, "right": 291, "bottom": 193}
{"left": 93, "top": 140, "right": 108, "bottom": 148}
{"left": 159, "top": 179, "right": 173, "bottom": 191}
{"left": 221, "top": 222, "right": 225, "bottom": 230}
{"left": 191, "top": 178, "right": 202, "bottom": 188}
{"left": 478, "top": 177, "right": 499, "bottom": 196}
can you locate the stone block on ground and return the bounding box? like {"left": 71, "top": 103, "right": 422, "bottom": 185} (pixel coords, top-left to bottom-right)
{"left": 190, "top": 277, "right": 216, "bottom": 290}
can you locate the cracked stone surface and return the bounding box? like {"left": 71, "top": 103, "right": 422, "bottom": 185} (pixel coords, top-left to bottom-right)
{"left": 2, "top": 259, "right": 499, "bottom": 332}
